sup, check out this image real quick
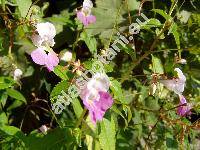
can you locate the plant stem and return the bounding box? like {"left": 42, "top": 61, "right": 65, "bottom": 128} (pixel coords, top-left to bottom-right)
{"left": 75, "top": 108, "right": 87, "bottom": 128}
{"left": 133, "top": 25, "right": 168, "bottom": 68}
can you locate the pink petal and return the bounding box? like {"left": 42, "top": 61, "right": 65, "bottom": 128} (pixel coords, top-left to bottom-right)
{"left": 45, "top": 51, "right": 59, "bottom": 71}
{"left": 86, "top": 15, "right": 96, "bottom": 25}
{"left": 77, "top": 11, "right": 88, "bottom": 26}
{"left": 31, "top": 48, "right": 47, "bottom": 65}
{"left": 177, "top": 95, "right": 191, "bottom": 117}
{"left": 77, "top": 11, "right": 96, "bottom": 26}
{"left": 82, "top": 91, "right": 113, "bottom": 124}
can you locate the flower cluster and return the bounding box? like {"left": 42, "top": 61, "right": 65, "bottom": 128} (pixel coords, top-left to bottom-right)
{"left": 80, "top": 73, "right": 113, "bottom": 124}
{"left": 76, "top": 0, "right": 96, "bottom": 26}
{"left": 31, "top": 22, "right": 59, "bottom": 71}
{"left": 160, "top": 68, "right": 191, "bottom": 116}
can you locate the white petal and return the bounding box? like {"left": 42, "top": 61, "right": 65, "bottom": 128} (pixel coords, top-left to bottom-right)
{"left": 159, "top": 79, "right": 185, "bottom": 95}
{"left": 87, "top": 73, "right": 110, "bottom": 92}
{"left": 60, "top": 51, "right": 72, "bottom": 62}
{"left": 14, "top": 69, "right": 23, "bottom": 80}
{"left": 36, "top": 22, "right": 56, "bottom": 39}
{"left": 174, "top": 68, "right": 186, "bottom": 82}
{"left": 31, "top": 34, "right": 43, "bottom": 47}
{"left": 83, "top": 0, "right": 93, "bottom": 10}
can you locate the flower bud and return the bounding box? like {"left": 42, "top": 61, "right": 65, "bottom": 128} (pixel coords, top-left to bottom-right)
{"left": 60, "top": 51, "right": 72, "bottom": 62}
{"left": 76, "top": 70, "right": 82, "bottom": 76}
{"left": 149, "top": 83, "right": 157, "bottom": 95}
{"left": 14, "top": 68, "right": 23, "bottom": 80}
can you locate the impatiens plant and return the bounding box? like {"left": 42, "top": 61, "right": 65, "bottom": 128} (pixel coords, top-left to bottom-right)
{"left": 0, "top": 0, "right": 199, "bottom": 150}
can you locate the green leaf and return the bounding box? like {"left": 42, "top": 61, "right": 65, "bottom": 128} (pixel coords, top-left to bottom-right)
{"left": 152, "top": 9, "right": 172, "bottom": 20}
{"left": 25, "top": 127, "right": 74, "bottom": 150}
{"left": 168, "top": 23, "right": 180, "bottom": 49}
{"left": 15, "top": 0, "right": 32, "bottom": 18}
{"left": 0, "top": 125, "right": 25, "bottom": 141}
{"left": 6, "top": 89, "right": 26, "bottom": 104}
{"left": 50, "top": 80, "right": 70, "bottom": 100}
{"left": 99, "top": 117, "right": 116, "bottom": 150}
{"left": 86, "top": 0, "right": 139, "bottom": 45}
{"left": 110, "top": 79, "right": 127, "bottom": 104}
{"left": 0, "top": 125, "right": 22, "bottom": 135}
{"left": 120, "top": 45, "right": 135, "bottom": 60}
{"left": 7, "top": 100, "right": 24, "bottom": 111}
{"left": 0, "top": 112, "right": 8, "bottom": 125}
{"left": 0, "top": 91, "right": 8, "bottom": 107}
{"left": 141, "top": 18, "right": 162, "bottom": 29}
{"left": 111, "top": 105, "right": 128, "bottom": 126}
{"left": 0, "top": 0, "right": 6, "bottom": 11}
{"left": 71, "top": 98, "right": 83, "bottom": 118}
{"left": 151, "top": 55, "right": 164, "bottom": 74}
{"left": 0, "top": 77, "right": 15, "bottom": 90}
{"left": 53, "top": 65, "right": 69, "bottom": 80}
{"left": 80, "top": 31, "right": 97, "bottom": 55}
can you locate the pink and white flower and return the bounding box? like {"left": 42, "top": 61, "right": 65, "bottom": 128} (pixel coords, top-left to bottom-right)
{"left": 76, "top": 0, "right": 96, "bottom": 26}
{"left": 159, "top": 68, "right": 186, "bottom": 95}
{"left": 80, "top": 73, "right": 113, "bottom": 124}
{"left": 31, "top": 22, "right": 59, "bottom": 71}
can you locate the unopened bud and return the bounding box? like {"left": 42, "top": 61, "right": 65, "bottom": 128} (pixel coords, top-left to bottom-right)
{"left": 38, "top": 125, "right": 49, "bottom": 134}
{"left": 149, "top": 83, "right": 157, "bottom": 95}
{"left": 76, "top": 70, "right": 82, "bottom": 76}
{"left": 14, "top": 68, "right": 23, "bottom": 80}
{"left": 60, "top": 51, "right": 73, "bottom": 62}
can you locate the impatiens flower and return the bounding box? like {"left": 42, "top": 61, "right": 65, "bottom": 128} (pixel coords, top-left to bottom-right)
{"left": 159, "top": 68, "right": 186, "bottom": 95}
{"left": 14, "top": 68, "right": 23, "bottom": 80}
{"left": 177, "top": 95, "right": 191, "bottom": 117}
{"left": 31, "top": 47, "right": 59, "bottom": 71}
{"left": 30, "top": 22, "right": 59, "bottom": 71}
{"left": 80, "top": 73, "right": 113, "bottom": 124}
{"left": 32, "top": 22, "right": 56, "bottom": 47}
{"left": 76, "top": 0, "right": 96, "bottom": 26}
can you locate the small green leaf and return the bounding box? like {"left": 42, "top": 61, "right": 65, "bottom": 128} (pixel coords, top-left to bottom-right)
{"left": 120, "top": 45, "right": 135, "bottom": 60}
{"left": 72, "top": 98, "right": 83, "bottom": 118}
{"left": 168, "top": 23, "right": 180, "bottom": 49}
{"left": 152, "top": 9, "right": 172, "bottom": 20}
{"left": 15, "top": 0, "right": 32, "bottom": 18}
{"left": 110, "top": 80, "right": 127, "bottom": 104}
{"left": 53, "top": 65, "right": 69, "bottom": 80}
{"left": 7, "top": 100, "right": 24, "bottom": 111}
{"left": 141, "top": 18, "right": 162, "bottom": 29}
{"left": 0, "top": 91, "right": 8, "bottom": 107}
{"left": 111, "top": 105, "right": 128, "bottom": 126}
{"left": 0, "top": 112, "right": 8, "bottom": 125}
{"left": 0, "top": 0, "right": 6, "bottom": 11}
{"left": 0, "top": 77, "right": 15, "bottom": 90}
{"left": 0, "top": 125, "right": 25, "bottom": 139}
{"left": 50, "top": 81, "right": 69, "bottom": 100}
{"left": 99, "top": 117, "right": 116, "bottom": 150}
{"left": 6, "top": 89, "right": 26, "bottom": 104}
{"left": 25, "top": 127, "right": 74, "bottom": 149}
{"left": 80, "top": 31, "right": 97, "bottom": 55}
{"left": 151, "top": 55, "right": 164, "bottom": 74}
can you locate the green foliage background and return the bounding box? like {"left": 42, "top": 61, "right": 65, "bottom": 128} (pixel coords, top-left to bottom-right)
{"left": 0, "top": 0, "right": 200, "bottom": 149}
